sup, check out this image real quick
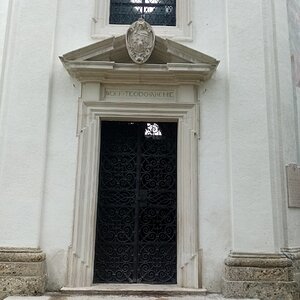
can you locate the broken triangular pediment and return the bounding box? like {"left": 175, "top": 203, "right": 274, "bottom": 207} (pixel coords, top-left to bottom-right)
{"left": 61, "top": 35, "right": 218, "bottom": 65}
{"left": 60, "top": 35, "right": 219, "bottom": 85}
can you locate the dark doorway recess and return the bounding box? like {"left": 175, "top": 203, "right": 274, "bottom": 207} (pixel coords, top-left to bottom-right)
{"left": 93, "top": 121, "right": 177, "bottom": 284}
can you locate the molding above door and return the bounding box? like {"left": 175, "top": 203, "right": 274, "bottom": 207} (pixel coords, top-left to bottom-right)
{"left": 60, "top": 35, "right": 219, "bottom": 85}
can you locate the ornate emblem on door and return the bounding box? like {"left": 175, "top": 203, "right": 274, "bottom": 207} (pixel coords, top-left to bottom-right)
{"left": 126, "top": 18, "right": 155, "bottom": 64}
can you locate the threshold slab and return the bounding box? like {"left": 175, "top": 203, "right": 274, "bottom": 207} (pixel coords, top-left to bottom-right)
{"left": 5, "top": 294, "right": 258, "bottom": 300}
{"left": 61, "top": 284, "right": 207, "bottom": 296}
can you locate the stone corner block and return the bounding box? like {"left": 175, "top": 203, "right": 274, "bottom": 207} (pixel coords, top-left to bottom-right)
{"left": 0, "top": 247, "right": 46, "bottom": 298}
{"left": 282, "top": 247, "right": 300, "bottom": 298}
{"left": 222, "top": 252, "right": 298, "bottom": 300}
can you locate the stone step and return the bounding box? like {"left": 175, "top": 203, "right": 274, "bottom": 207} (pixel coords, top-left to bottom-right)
{"left": 60, "top": 284, "right": 207, "bottom": 297}
{"left": 5, "top": 295, "right": 257, "bottom": 300}
{"left": 4, "top": 283, "right": 258, "bottom": 300}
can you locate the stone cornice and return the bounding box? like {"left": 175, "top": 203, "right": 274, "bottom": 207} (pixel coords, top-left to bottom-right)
{"left": 225, "top": 252, "right": 293, "bottom": 268}
{"left": 0, "top": 247, "right": 46, "bottom": 262}
{"left": 60, "top": 60, "right": 217, "bottom": 85}
{"left": 60, "top": 35, "right": 219, "bottom": 85}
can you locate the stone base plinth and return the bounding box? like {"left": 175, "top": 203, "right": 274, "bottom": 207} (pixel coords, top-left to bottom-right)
{"left": 282, "top": 248, "right": 300, "bottom": 294}
{"left": 222, "top": 253, "right": 299, "bottom": 300}
{"left": 0, "top": 248, "right": 46, "bottom": 298}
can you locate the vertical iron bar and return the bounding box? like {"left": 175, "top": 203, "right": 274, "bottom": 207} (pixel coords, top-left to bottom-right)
{"left": 132, "top": 123, "right": 142, "bottom": 282}
{"left": 142, "top": 0, "right": 145, "bottom": 18}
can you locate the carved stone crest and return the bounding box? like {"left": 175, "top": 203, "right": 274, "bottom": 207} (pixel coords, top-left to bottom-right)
{"left": 126, "top": 18, "right": 155, "bottom": 64}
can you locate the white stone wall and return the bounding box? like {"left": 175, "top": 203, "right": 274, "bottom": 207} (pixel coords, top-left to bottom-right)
{"left": 38, "top": 0, "right": 94, "bottom": 289}
{"left": 0, "top": 0, "right": 10, "bottom": 86}
{"left": 287, "top": 0, "right": 300, "bottom": 248}
{"left": 194, "top": 1, "right": 231, "bottom": 292}
{"left": 0, "top": 0, "right": 59, "bottom": 248}
{"left": 0, "top": 0, "right": 299, "bottom": 293}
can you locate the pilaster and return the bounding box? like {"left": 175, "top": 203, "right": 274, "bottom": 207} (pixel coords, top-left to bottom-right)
{"left": 224, "top": 0, "right": 300, "bottom": 298}
{"left": 0, "top": 0, "right": 57, "bottom": 246}
{"left": 226, "top": 0, "right": 277, "bottom": 254}
{"left": 0, "top": 0, "right": 57, "bottom": 296}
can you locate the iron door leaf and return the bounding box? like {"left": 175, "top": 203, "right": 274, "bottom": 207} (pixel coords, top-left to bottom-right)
{"left": 93, "top": 121, "right": 177, "bottom": 284}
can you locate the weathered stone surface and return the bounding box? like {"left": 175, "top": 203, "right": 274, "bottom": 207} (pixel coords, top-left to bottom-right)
{"left": 225, "top": 266, "right": 293, "bottom": 282}
{"left": 225, "top": 253, "right": 292, "bottom": 268}
{"left": 0, "top": 292, "right": 6, "bottom": 300}
{"left": 223, "top": 253, "right": 298, "bottom": 300}
{"left": 0, "top": 248, "right": 45, "bottom": 263}
{"left": 282, "top": 248, "right": 300, "bottom": 294}
{"left": 223, "top": 280, "right": 298, "bottom": 300}
{"left": 5, "top": 294, "right": 258, "bottom": 300}
{"left": 0, "top": 248, "right": 46, "bottom": 299}
{"left": 0, "top": 262, "right": 44, "bottom": 276}
{"left": 0, "top": 276, "right": 46, "bottom": 295}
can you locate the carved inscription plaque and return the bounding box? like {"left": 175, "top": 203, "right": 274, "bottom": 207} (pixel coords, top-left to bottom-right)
{"left": 103, "top": 87, "right": 176, "bottom": 102}
{"left": 286, "top": 164, "right": 300, "bottom": 208}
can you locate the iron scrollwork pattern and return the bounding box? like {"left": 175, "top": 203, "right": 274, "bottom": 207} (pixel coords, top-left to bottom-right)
{"left": 94, "top": 121, "right": 177, "bottom": 284}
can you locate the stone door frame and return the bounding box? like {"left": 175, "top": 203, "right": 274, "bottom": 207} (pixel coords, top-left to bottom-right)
{"left": 66, "top": 84, "right": 200, "bottom": 289}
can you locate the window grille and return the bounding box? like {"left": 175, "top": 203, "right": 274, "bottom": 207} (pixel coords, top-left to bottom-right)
{"left": 109, "top": 0, "right": 176, "bottom": 26}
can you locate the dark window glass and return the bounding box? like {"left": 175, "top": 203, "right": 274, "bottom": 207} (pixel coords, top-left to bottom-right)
{"left": 109, "top": 0, "right": 176, "bottom": 26}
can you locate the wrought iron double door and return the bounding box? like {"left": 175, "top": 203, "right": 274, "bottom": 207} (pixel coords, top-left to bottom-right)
{"left": 94, "top": 121, "right": 177, "bottom": 284}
